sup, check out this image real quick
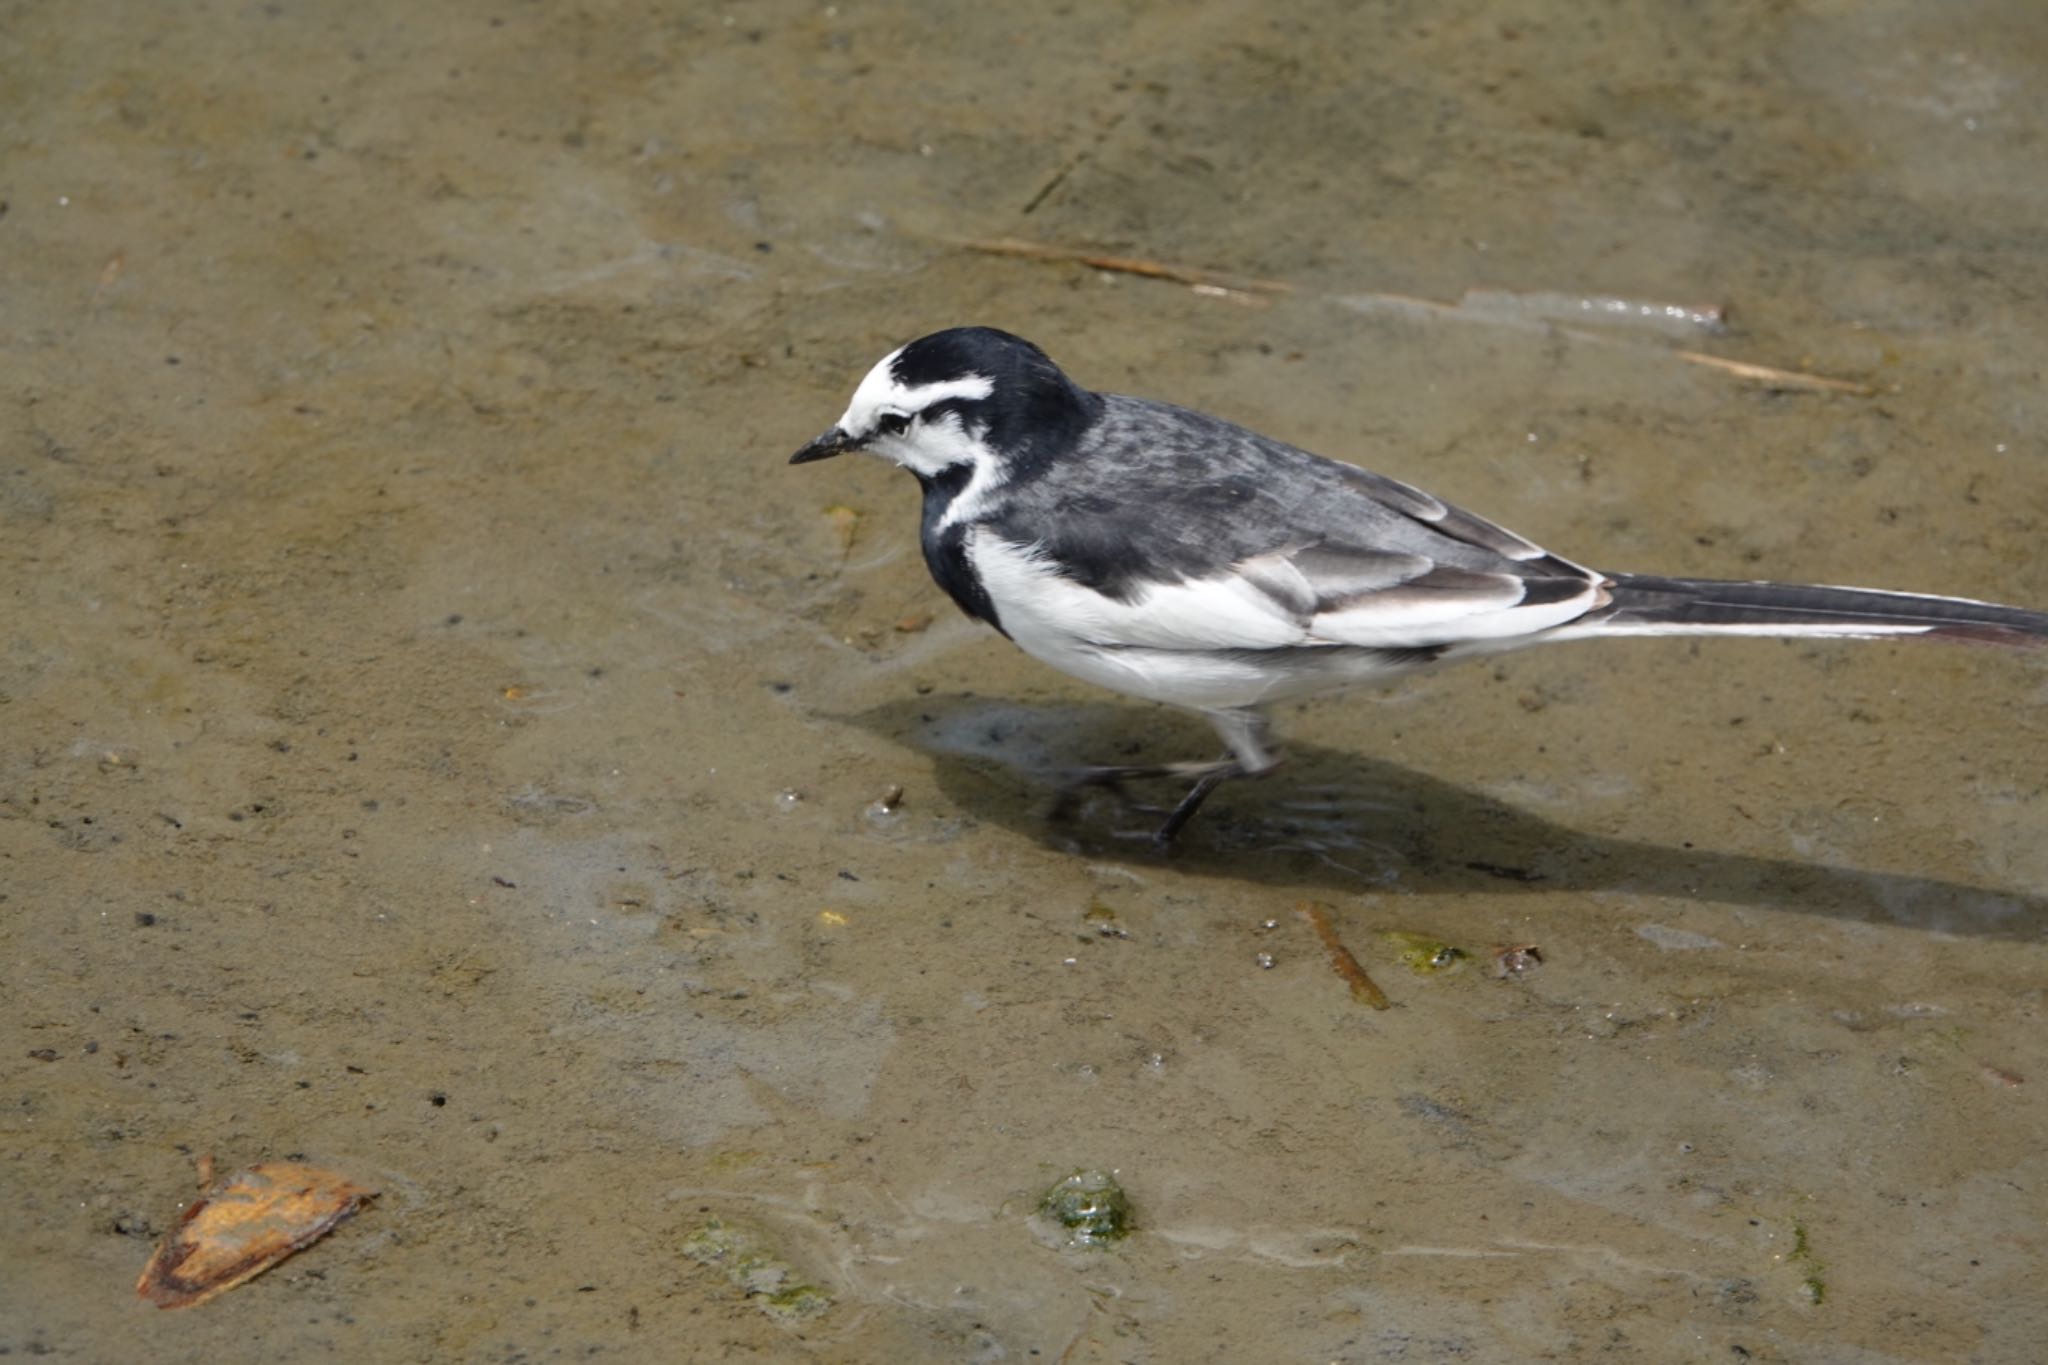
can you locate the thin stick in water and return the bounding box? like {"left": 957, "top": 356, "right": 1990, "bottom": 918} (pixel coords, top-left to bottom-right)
{"left": 1296, "top": 900, "right": 1391, "bottom": 1010}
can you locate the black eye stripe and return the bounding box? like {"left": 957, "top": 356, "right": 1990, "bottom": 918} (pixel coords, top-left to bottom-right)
{"left": 875, "top": 410, "right": 911, "bottom": 436}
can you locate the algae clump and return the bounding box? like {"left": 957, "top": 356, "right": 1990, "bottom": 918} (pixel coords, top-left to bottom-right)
{"left": 681, "top": 1218, "right": 832, "bottom": 1322}
{"left": 1037, "top": 1169, "right": 1132, "bottom": 1249}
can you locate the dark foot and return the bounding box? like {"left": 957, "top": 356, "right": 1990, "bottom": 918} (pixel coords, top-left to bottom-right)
{"left": 1149, "top": 767, "right": 1237, "bottom": 847}
{"left": 1050, "top": 756, "right": 1253, "bottom": 846}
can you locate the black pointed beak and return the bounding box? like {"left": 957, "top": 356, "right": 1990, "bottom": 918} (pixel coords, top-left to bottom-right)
{"left": 790, "top": 426, "right": 857, "bottom": 465}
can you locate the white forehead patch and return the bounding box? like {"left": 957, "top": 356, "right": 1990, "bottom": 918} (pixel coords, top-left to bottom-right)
{"left": 836, "top": 347, "right": 996, "bottom": 437}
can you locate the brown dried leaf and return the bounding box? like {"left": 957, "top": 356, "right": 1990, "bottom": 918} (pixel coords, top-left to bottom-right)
{"left": 137, "top": 1161, "right": 375, "bottom": 1309}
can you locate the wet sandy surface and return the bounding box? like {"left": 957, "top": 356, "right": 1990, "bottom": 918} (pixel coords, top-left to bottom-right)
{"left": 5, "top": 1, "right": 2046, "bottom": 1359}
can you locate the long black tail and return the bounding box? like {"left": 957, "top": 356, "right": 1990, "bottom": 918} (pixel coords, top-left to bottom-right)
{"left": 1570, "top": 572, "right": 2048, "bottom": 649}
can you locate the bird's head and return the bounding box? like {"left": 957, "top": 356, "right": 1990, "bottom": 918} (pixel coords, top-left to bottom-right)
{"left": 789, "top": 327, "right": 1100, "bottom": 484}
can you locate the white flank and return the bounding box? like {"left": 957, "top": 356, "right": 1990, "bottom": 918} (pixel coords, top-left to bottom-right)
{"left": 967, "top": 533, "right": 1569, "bottom": 710}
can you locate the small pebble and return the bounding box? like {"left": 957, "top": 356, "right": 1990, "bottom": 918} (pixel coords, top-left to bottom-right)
{"left": 1492, "top": 944, "right": 1544, "bottom": 978}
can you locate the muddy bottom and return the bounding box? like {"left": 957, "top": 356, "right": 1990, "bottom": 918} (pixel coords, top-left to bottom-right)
{"left": 4, "top": 2, "right": 2046, "bottom": 1361}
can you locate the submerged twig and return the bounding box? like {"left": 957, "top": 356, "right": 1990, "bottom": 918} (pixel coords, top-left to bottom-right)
{"left": 957, "top": 235, "right": 1292, "bottom": 302}
{"left": 1296, "top": 900, "right": 1391, "bottom": 1010}
{"left": 1670, "top": 349, "right": 1877, "bottom": 396}
{"left": 957, "top": 234, "right": 1874, "bottom": 397}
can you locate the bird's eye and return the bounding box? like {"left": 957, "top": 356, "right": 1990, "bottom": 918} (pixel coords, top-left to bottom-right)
{"left": 874, "top": 410, "right": 911, "bottom": 437}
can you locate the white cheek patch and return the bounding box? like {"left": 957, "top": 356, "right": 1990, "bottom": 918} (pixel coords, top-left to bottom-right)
{"left": 897, "top": 411, "right": 996, "bottom": 487}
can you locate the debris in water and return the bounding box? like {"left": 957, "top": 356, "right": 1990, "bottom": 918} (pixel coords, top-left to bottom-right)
{"left": 823, "top": 504, "right": 861, "bottom": 560}
{"left": 960, "top": 234, "right": 1287, "bottom": 303}
{"left": 1296, "top": 900, "right": 1391, "bottom": 1009}
{"left": 1671, "top": 348, "right": 1876, "bottom": 396}
{"left": 136, "top": 1161, "right": 375, "bottom": 1309}
{"left": 1035, "top": 1169, "right": 1132, "bottom": 1249}
{"left": 1084, "top": 900, "right": 1131, "bottom": 939}
{"left": 1491, "top": 944, "right": 1544, "bottom": 978}
{"left": 1456, "top": 288, "right": 1726, "bottom": 337}
{"left": 680, "top": 1218, "right": 832, "bottom": 1322}
{"left": 959, "top": 234, "right": 1875, "bottom": 396}
{"left": 1383, "top": 931, "right": 1468, "bottom": 975}
{"left": 1788, "top": 1219, "right": 1827, "bottom": 1305}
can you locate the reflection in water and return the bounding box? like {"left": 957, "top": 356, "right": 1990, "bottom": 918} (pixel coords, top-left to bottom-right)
{"left": 860, "top": 695, "right": 2044, "bottom": 939}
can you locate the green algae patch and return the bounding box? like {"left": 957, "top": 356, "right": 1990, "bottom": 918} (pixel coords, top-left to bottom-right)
{"left": 1789, "top": 1219, "right": 1827, "bottom": 1305}
{"left": 681, "top": 1218, "right": 832, "bottom": 1322}
{"left": 1035, "top": 1169, "right": 1132, "bottom": 1249}
{"left": 1382, "top": 931, "right": 1468, "bottom": 975}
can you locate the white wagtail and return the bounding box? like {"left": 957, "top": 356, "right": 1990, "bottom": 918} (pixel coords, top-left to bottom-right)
{"left": 791, "top": 326, "right": 2048, "bottom": 843}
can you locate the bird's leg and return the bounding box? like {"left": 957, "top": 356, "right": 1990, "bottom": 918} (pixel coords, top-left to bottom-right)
{"left": 1049, "top": 756, "right": 1223, "bottom": 820}
{"left": 1145, "top": 708, "right": 1282, "bottom": 846}
{"left": 1051, "top": 710, "right": 1281, "bottom": 845}
{"left": 1150, "top": 762, "right": 1240, "bottom": 845}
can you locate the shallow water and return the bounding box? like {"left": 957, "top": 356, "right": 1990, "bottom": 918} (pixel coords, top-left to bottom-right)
{"left": 4, "top": 1, "right": 2046, "bottom": 1360}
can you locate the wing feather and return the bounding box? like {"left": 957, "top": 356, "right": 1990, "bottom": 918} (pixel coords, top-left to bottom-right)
{"left": 977, "top": 394, "right": 1612, "bottom": 652}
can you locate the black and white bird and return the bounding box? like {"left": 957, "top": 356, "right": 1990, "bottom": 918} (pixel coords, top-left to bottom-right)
{"left": 791, "top": 326, "right": 2048, "bottom": 844}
